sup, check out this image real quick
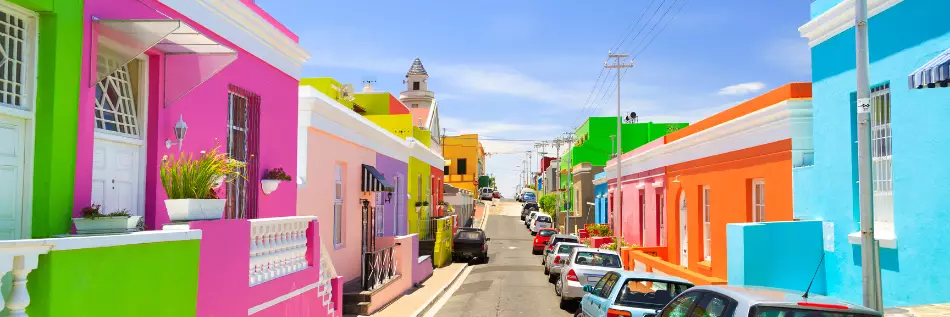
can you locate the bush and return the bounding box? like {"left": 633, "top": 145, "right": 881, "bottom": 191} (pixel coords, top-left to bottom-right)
{"left": 539, "top": 194, "right": 556, "bottom": 215}
{"left": 587, "top": 224, "right": 613, "bottom": 237}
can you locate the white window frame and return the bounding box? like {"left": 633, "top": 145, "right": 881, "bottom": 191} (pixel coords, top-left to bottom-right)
{"left": 0, "top": 3, "right": 36, "bottom": 112}
{"left": 870, "top": 84, "right": 894, "bottom": 233}
{"left": 375, "top": 192, "right": 384, "bottom": 235}
{"left": 226, "top": 91, "right": 249, "bottom": 218}
{"left": 752, "top": 179, "right": 766, "bottom": 222}
{"left": 702, "top": 186, "right": 711, "bottom": 262}
{"left": 333, "top": 164, "right": 344, "bottom": 247}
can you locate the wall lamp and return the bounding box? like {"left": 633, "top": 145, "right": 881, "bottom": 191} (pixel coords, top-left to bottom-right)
{"left": 165, "top": 115, "right": 188, "bottom": 151}
{"left": 386, "top": 192, "right": 393, "bottom": 203}
{"left": 671, "top": 175, "right": 681, "bottom": 183}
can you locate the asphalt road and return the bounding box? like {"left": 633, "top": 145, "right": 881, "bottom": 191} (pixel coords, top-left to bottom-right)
{"left": 433, "top": 201, "right": 577, "bottom": 317}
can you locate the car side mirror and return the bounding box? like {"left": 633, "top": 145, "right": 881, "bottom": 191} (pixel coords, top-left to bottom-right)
{"left": 583, "top": 285, "right": 594, "bottom": 293}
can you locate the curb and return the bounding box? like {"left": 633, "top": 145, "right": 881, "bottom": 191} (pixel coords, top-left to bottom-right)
{"left": 411, "top": 264, "right": 469, "bottom": 317}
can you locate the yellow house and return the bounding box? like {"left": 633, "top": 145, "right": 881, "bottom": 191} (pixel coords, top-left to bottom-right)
{"left": 442, "top": 134, "right": 485, "bottom": 192}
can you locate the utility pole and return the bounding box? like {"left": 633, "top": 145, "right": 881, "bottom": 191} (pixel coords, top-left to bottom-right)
{"left": 605, "top": 51, "right": 633, "bottom": 246}
{"left": 855, "top": 0, "right": 883, "bottom": 311}
{"left": 562, "top": 132, "right": 576, "bottom": 235}
{"left": 552, "top": 136, "right": 564, "bottom": 230}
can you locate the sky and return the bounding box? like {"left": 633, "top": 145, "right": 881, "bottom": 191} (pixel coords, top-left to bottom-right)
{"left": 257, "top": 0, "right": 813, "bottom": 197}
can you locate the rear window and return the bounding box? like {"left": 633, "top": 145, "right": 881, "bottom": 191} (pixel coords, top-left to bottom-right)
{"left": 539, "top": 230, "right": 556, "bottom": 237}
{"left": 573, "top": 251, "right": 622, "bottom": 268}
{"left": 752, "top": 306, "right": 877, "bottom": 317}
{"left": 555, "top": 237, "right": 579, "bottom": 244}
{"left": 614, "top": 279, "right": 692, "bottom": 309}
{"left": 557, "top": 244, "right": 580, "bottom": 254}
{"left": 456, "top": 231, "right": 482, "bottom": 240}
{"left": 536, "top": 216, "right": 552, "bottom": 223}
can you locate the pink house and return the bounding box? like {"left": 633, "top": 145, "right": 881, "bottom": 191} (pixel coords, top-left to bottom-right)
{"left": 606, "top": 138, "right": 667, "bottom": 247}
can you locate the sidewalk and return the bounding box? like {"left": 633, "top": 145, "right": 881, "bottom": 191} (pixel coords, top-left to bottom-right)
{"left": 886, "top": 303, "right": 950, "bottom": 317}
{"left": 360, "top": 262, "right": 467, "bottom": 317}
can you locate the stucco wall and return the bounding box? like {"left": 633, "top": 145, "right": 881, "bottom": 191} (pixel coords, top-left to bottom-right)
{"left": 407, "top": 157, "right": 432, "bottom": 235}
{"left": 375, "top": 153, "right": 408, "bottom": 237}
{"left": 611, "top": 167, "right": 666, "bottom": 247}
{"left": 297, "top": 129, "right": 376, "bottom": 283}
{"left": 75, "top": 0, "right": 300, "bottom": 230}
{"left": 726, "top": 221, "right": 826, "bottom": 295}
{"left": 799, "top": 0, "right": 950, "bottom": 306}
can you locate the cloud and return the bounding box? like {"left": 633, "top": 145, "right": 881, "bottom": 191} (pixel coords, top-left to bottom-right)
{"left": 436, "top": 64, "right": 588, "bottom": 109}
{"left": 717, "top": 82, "right": 766, "bottom": 96}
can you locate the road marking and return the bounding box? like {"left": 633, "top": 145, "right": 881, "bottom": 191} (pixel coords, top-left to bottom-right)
{"left": 508, "top": 246, "right": 517, "bottom": 249}
{"left": 422, "top": 265, "right": 474, "bottom": 317}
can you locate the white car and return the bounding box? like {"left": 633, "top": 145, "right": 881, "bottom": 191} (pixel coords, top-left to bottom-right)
{"left": 530, "top": 214, "right": 553, "bottom": 235}
{"left": 556, "top": 247, "right": 623, "bottom": 309}
{"left": 544, "top": 242, "right": 584, "bottom": 281}
{"left": 525, "top": 211, "right": 538, "bottom": 228}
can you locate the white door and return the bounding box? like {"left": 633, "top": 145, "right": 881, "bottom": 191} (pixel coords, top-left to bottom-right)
{"left": 92, "top": 139, "right": 141, "bottom": 216}
{"left": 679, "top": 190, "right": 688, "bottom": 267}
{"left": 92, "top": 59, "right": 145, "bottom": 216}
{"left": 0, "top": 115, "right": 26, "bottom": 239}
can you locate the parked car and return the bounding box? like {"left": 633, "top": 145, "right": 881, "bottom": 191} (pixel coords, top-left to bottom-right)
{"left": 577, "top": 271, "right": 693, "bottom": 317}
{"left": 522, "top": 191, "right": 537, "bottom": 203}
{"left": 530, "top": 214, "right": 553, "bottom": 235}
{"left": 479, "top": 188, "right": 494, "bottom": 201}
{"left": 525, "top": 211, "right": 539, "bottom": 228}
{"left": 641, "top": 285, "right": 881, "bottom": 317}
{"left": 556, "top": 247, "right": 623, "bottom": 308}
{"left": 493, "top": 191, "right": 501, "bottom": 199}
{"left": 522, "top": 202, "right": 539, "bottom": 220}
{"left": 452, "top": 228, "right": 490, "bottom": 263}
{"left": 532, "top": 228, "right": 558, "bottom": 254}
{"left": 544, "top": 241, "right": 584, "bottom": 280}
{"left": 542, "top": 234, "right": 581, "bottom": 265}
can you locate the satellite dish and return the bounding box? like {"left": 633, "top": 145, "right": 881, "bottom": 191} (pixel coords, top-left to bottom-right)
{"left": 341, "top": 84, "right": 355, "bottom": 101}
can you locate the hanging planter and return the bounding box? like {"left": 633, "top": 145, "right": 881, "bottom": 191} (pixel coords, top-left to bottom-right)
{"left": 72, "top": 204, "right": 144, "bottom": 234}
{"left": 160, "top": 147, "right": 244, "bottom": 222}
{"left": 261, "top": 167, "right": 292, "bottom": 195}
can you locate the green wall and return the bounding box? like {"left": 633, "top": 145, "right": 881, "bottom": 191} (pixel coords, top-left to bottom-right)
{"left": 27, "top": 240, "right": 200, "bottom": 316}
{"left": 366, "top": 114, "right": 413, "bottom": 139}
{"left": 299, "top": 77, "right": 357, "bottom": 109}
{"left": 353, "top": 92, "right": 392, "bottom": 115}
{"left": 407, "top": 157, "right": 431, "bottom": 234}
{"left": 7, "top": 0, "right": 85, "bottom": 238}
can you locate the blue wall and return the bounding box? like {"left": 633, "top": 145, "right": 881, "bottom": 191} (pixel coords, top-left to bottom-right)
{"left": 727, "top": 221, "right": 827, "bottom": 295}
{"left": 594, "top": 172, "right": 608, "bottom": 224}
{"left": 797, "top": 0, "right": 950, "bottom": 307}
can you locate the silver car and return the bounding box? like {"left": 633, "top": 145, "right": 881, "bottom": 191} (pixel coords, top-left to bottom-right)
{"left": 544, "top": 242, "right": 584, "bottom": 281}
{"left": 556, "top": 247, "right": 623, "bottom": 307}
{"left": 642, "top": 285, "right": 881, "bottom": 317}
{"left": 525, "top": 211, "right": 538, "bottom": 228}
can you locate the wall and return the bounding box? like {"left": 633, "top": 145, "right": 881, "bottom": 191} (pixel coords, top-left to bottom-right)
{"left": 798, "top": 0, "right": 950, "bottom": 306}
{"left": 368, "top": 234, "right": 414, "bottom": 314}
{"left": 75, "top": 0, "right": 301, "bottom": 230}
{"left": 366, "top": 114, "right": 413, "bottom": 140}
{"left": 299, "top": 78, "right": 355, "bottom": 109}
{"left": 726, "top": 221, "right": 826, "bottom": 294}
{"left": 353, "top": 92, "right": 393, "bottom": 116}
{"left": 8, "top": 0, "right": 85, "bottom": 238}
{"left": 27, "top": 234, "right": 200, "bottom": 316}
{"left": 664, "top": 140, "right": 794, "bottom": 280}
{"left": 297, "top": 128, "right": 376, "bottom": 283}
{"left": 407, "top": 157, "right": 432, "bottom": 234}
{"left": 375, "top": 153, "right": 408, "bottom": 237}
{"left": 443, "top": 134, "right": 482, "bottom": 192}
{"left": 613, "top": 167, "right": 665, "bottom": 247}
{"left": 431, "top": 165, "right": 444, "bottom": 216}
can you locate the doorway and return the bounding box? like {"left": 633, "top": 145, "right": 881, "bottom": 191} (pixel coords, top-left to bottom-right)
{"left": 678, "top": 189, "right": 688, "bottom": 267}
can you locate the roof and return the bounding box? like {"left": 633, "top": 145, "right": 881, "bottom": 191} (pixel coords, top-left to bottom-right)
{"left": 613, "top": 270, "right": 693, "bottom": 285}
{"left": 406, "top": 57, "right": 428, "bottom": 77}
{"left": 689, "top": 285, "right": 880, "bottom": 315}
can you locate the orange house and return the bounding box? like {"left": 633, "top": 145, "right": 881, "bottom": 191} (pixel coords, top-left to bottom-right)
{"left": 612, "top": 83, "right": 812, "bottom": 281}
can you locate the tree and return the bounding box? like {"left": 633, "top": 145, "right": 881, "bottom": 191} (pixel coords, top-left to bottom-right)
{"left": 539, "top": 194, "right": 556, "bottom": 216}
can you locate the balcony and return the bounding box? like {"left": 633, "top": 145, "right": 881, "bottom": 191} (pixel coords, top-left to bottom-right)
{"left": 399, "top": 90, "right": 435, "bottom": 100}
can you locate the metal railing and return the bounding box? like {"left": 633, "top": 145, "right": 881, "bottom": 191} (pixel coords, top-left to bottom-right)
{"left": 361, "top": 245, "right": 398, "bottom": 291}
{"left": 419, "top": 218, "right": 439, "bottom": 241}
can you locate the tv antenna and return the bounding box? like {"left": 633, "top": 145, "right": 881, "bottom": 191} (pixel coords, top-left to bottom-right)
{"left": 802, "top": 252, "right": 825, "bottom": 300}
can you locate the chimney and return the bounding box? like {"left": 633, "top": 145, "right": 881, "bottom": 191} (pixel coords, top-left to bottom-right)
{"left": 362, "top": 81, "right": 374, "bottom": 92}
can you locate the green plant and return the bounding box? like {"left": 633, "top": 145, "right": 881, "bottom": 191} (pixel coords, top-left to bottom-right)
{"left": 539, "top": 194, "right": 556, "bottom": 215}
{"left": 160, "top": 147, "right": 245, "bottom": 199}
{"left": 599, "top": 240, "right": 634, "bottom": 251}
{"left": 587, "top": 224, "right": 613, "bottom": 237}
{"left": 263, "top": 167, "right": 292, "bottom": 181}
{"left": 80, "top": 205, "right": 133, "bottom": 219}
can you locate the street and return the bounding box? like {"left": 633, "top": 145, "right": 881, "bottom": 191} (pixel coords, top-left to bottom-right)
{"left": 431, "top": 200, "right": 576, "bottom": 317}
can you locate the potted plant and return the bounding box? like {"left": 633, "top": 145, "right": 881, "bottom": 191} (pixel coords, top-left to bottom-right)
{"left": 72, "top": 205, "right": 144, "bottom": 234}
{"left": 261, "top": 167, "right": 292, "bottom": 195}
{"left": 161, "top": 147, "right": 244, "bottom": 222}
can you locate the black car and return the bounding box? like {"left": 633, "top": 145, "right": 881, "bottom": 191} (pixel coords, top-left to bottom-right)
{"left": 452, "top": 228, "right": 490, "bottom": 263}
{"left": 521, "top": 202, "right": 539, "bottom": 220}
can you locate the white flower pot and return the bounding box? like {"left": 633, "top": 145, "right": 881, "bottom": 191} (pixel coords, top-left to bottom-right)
{"left": 73, "top": 216, "right": 143, "bottom": 234}
{"left": 261, "top": 179, "right": 281, "bottom": 195}
{"left": 164, "top": 199, "right": 226, "bottom": 222}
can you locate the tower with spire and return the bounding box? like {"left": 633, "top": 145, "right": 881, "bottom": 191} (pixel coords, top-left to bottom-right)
{"left": 399, "top": 57, "right": 435, "bottom": 109}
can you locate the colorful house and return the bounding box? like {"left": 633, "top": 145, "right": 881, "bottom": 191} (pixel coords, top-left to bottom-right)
{"left": 610, "top": 83, "right": 812, "bottom": 286}
{"left": 593, "top": 172, "right": 608, "bottom": 224}
{"left": 442, "top": 134, "right": 486, "bottom": 193}
{"left": 729, "top": 0, "right": 950, "bottom": 307}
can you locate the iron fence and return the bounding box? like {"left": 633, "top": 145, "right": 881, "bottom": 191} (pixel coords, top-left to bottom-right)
{"left": 361, "top": 245, "right": 397, "bottom": 291}
{"left": 419, "top": 218, "right": 439, "bottom": 241}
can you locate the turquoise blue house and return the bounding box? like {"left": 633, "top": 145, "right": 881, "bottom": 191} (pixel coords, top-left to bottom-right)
{"left": 593, "top": 172, "right": 608, "bottom": 224}
{"left": 727, "top": 0, "right": 950, "bottom": 307}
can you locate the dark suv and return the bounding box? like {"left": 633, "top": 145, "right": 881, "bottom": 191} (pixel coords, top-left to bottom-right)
{"left": 521, "top": 202, "right": 539, "bottom": 220}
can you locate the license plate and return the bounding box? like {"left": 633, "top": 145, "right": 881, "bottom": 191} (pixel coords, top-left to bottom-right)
{"left": 587, "top": 276, "right": 602, "bottom": 283}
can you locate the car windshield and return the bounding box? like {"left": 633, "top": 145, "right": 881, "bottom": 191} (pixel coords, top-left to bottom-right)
{"left": 752, "top": 306, "right": 878, "bottom": 317}
{"left": 614, "top": 279, "right": 692, "bottom": 309}
{"left": 557, "top": 244, "right": 580, "bottom": 254}
{"left": 573, "top": 252, "right": 622, "bottom": 268}
{"left": 456, "top": 231, "right": 482, "bottom": 240}
{"left": 539, "top": 230, "right": 556, "bottom": 237}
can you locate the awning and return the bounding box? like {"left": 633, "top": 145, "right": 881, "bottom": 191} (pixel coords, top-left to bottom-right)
{"left": 909, "top": 47, "right": 950, "bottom": 89}
{"left": 362, "top": 165, "right": 394, "bottom": 192}
{"left": 92, "top": 18, "right": 238, "bottom": 106}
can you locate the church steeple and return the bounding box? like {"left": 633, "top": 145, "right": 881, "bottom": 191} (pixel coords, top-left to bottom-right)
{"left": 400, "top": 57, "right": 434, "bottom": 109}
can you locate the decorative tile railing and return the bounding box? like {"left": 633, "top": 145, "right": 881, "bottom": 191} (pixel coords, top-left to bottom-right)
{"left": 249, "top": 216, "right": 316, "bottom": 286}
{"left": 0, "top": 241, "right": 52, "bottom": 316}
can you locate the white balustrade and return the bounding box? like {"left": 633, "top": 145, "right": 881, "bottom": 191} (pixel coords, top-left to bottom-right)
{"left": 248, "top": 216, "right": 316, "bottom": 286}
{"left": 0, "top": 242, "right": 52, "bottom": 317}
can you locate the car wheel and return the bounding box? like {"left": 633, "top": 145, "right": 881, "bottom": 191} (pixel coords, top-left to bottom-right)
{"left": 544, "top": 266, "right": 549, "bottom": 275}
{"left": 555, "top": 278, "right": 563, "bottom": 296}
{"left": 548, "top": 273, "right": 557, "bottom": 283}
{"left": 574, "top": 306, "right": 585, "bottom": 317}
{"left": 559, "top": 296, "right": 572, "bottom": 310}
{"left": 481, "top": 254, "right": 489, "bottom": 264}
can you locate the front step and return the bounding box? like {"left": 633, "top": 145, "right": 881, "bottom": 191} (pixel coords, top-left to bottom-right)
{"left": 341, "top": 275, "right": 403, "bottom": 315}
